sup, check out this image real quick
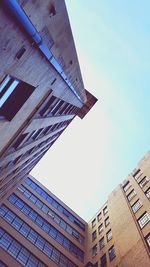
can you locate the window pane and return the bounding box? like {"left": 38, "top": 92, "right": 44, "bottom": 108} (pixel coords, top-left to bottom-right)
{"left": 99, "top": 237, "right": 105, "bottom": 249}
{"left": 127, "top": 190, "right": 136, "bottom": 201}
{"left": 131, "top": 199, "right": 142, "bottom": 213}
{"left": 138, "top": 212, "right": 150, "bottom": 229}
{"left": 107, "top": 230, "right": 112, "bottom": 241}
{"left": 109, "top": 245, "right": 116, "bottom": 261}
{"left": 92, "top": 245, "right": 97, "bottom": 256}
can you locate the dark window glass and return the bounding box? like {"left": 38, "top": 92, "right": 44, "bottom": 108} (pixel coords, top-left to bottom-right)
{"left": 100, "top": 254, "right": 107, "bottom": 267}
{"left": 99, "top": 237, "right": 105, "bottom": 249}
{"left": 92, "top": 230, "right": 97, "bottom": 241}
{"left": 109, "top": 245, "right": 116, "bottom": 261}
{"left": 0, "top": 75, "right": 35, "bottom": 121}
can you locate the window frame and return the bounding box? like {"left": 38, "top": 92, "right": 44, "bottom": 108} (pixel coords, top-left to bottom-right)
{"left": 108, "top": 245, "right": 116, "bottom": 261}
{"left": 138, "top": 212, "right": 150, "bottom": 229}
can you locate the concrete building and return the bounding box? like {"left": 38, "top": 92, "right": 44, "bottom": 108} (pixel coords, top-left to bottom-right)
{"left": 0, "top": 153, "right": 150, "bottom": 266}
{"left": 0, "top": 1, "right": 150, "bottom": 267}
{"left": 0, "top": 0, "right": 97, "bottom": 199}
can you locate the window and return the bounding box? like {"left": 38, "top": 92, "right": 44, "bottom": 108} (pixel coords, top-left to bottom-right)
{"left": 109, "top": 245, "right": 116, "bottom": 261}
{"left": 133, "top": 169, "right": 143, "bottom": 180}
{"left": 98, "top": 223, "right": 103, "bottom": 234}
{"left": 97, "top": 212, "right": 101, "bottom": 222}
{"left": 106, "top": 229, "right": 112, "bottom": 241}
{"left": 127, "top": 190, "right": 136, "bottom": 201}
{"left": 138, "top": 212, "right": 150, "bottom": 229}
{"left": 145, "top": 188, "right": 150, "bottom": 199}
{"left": 92, "top": 218, "right": 96, "bottom": 228}
{"left": 139, "top": 176, "right": 149, "bottom": 188}
{"left": 105, "top": 217, "right": 110, "bottom": 227}
{"left": 92, "top": 230, "right": 97, "bottom": 241}
{"left": 99, "top": 237, "right": 105, "bottom": 250}
{"left": 17, "top": 185, "right": 84, "bottom": 245}
{"left": 25, "top": 178, "right": 85, "bottom": 231}
{"left": 0, "top": 75, "right": 35, "bottom": 121}
{"left": 0, "top": 228, "right": 46, "bottom": 266}
{"left": 8, "top": 195, "right": 84, "bottom": 262}
{"left": 123, "top": 181, "right": 131, "bottom": 192}
{"left": 103, "top": 206, "right": 108, "bottom": 215}
{"left": 145, "top": 233, "right": 150, "bottom": 251}
{"left": 100, "top": 254, "right": 107, "bottom": 267}
{"left": 131, "top": 199, "right": 142, "bottom": 213}
{"left": 51, "top": 248, "right": 60, "bottom": 264}
{"left": 92, "top": 244, "right": 97, "bottom": 257}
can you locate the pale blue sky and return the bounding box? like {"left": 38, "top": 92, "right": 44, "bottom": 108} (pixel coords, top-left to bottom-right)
{"left": 32, "top": 1, "right": 150, "bottom": 221}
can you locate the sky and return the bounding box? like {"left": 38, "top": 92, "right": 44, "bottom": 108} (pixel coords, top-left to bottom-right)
{"left": 31, "top": 0, "right": 150, "bottom": 221}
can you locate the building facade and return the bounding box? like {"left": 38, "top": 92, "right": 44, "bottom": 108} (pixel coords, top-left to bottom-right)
{"left": 87, "top": 152, "right": 150, "bottom": 267}
{"left": 0, "top": 154, "right": 150, "bottom": 267}
{"left": 0, "top": 174, "right": 87, "bottom": 267}
{"left": 0, "top": 0, "right": 97, "bottom": 199}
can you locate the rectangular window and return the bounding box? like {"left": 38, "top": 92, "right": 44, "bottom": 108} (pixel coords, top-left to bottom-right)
{"left": 8, "top": 240, "right": 21, "bottom": 257}
{"left": 109, "top": 245, "right": 116, "bottom": 261}
{"left": 103, "top": 206, "right": 108, "bottom": 215}
{"left": 138, "top": 212, "right": 150, "bottom": 229}
{"left": 99, "top": 237, "right": 105, "bottom": 250}
{"left": 123, "top": 181, "right": 131, "bottom": 192}
{"left": 20, "top": 224, "right": 30, "bottom": 237}
{"left": 100, "top": 254, "right": 107, "bottom": 267}
{"left": 145, "top": 188, "right": 150, "bottom": 199}
{"left": 43, "top": 242, "right": 53, "bottom": 257}
{"left": 106, "top": 229, "right": 112, "bottom": 242}
{"left": 92, "top": 244, "right": 97, "bottom": 257}
{"left": 131, "top": 199, "right": 142, "bottom": 213}
{"left": 139, "top": 176, "right": 149, "bottom": 188}
{"left": 145, "top": 233, "right": 150, "bottom": 251}
{"left": 133, "top": 169, "right": 143, "bottom": 180}
{"left": 98, "top": 223, "right": 103, "bottom": 234}
{"left": 92, "top": 218, "right": 96, "bottom": 228}
{"left": 92, "top": 230, "right": 97, "bottom": 241}
{"left": 105, "top": 217, "right": 110, "bottom": 227}
{"left": 0, "top": 75, "right": 35, "bottom": 121}
{"left": 0, "top": 228, "right": 45, "bottom": 267}
{"left": 127, "top": 190, "right": 136, "bottom": 201}
{"left": 28, "top": 230, "right": 38, "bottom": 244}
{"left": 97, "top": 212, "right": 101, "bottom": 222}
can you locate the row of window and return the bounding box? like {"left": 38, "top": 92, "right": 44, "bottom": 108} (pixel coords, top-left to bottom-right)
{"left": 1, "top": 141, "right": 51, "bottom": 193}
{"left": 8, "top": 194, "right": 84, "bottom": 262}
{"left": 123, "top": 178, "right": 150, "bottom": 252}
{"left": 37, "top": 93, "right": 78, "bottom": 118}
{"left": 127, "top": 186, "right": 150, "bottom": 202}
{"left": 23, "top": 122, "right": 68, "bottom": 145}
{"left": 92, "top": 230, "right": 113, "bottom": 256}
{"left": 0, "top": 74, "right": 78, "bottom": 122}
{"left": 132, "top": 169, "right": 150, "bottom": 198}
{"left": 129, "top": 175, "right": 150, "bottom": 251}
{"left": 17, "top": 184, "right": 84, "bottom": 244}
{"left": 0, "top": 205, "right": 77, "bottom": 267}
{"left": 92, "top": 217, "right": 110, "bottom": 242}
{"left": 92, "top": 206, "right": 108, "bottom": 228}
{"left": 0, "top": 154, "right": 42, "bottom": 199}
{"left": 2, "top": 129, "right": 58, "bottom": 182}
{"left": 124, "top": 182, "right": 150, "bottom": 229}
{"left": 25, "top": 177, "right": 85, "bottom": 231}
{"left": 0, "top": 227, "right": 46, "bottom": 267}
{"left": 12, "top": 124, "right": 62, "bottom": 152}
{"left": 1, "top": 140, "right": 52, "bottom": 183}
